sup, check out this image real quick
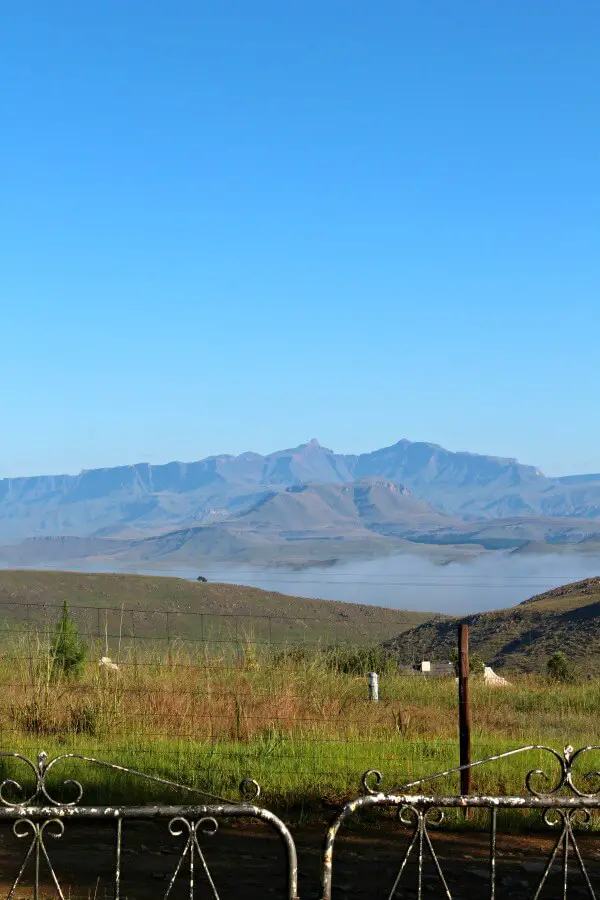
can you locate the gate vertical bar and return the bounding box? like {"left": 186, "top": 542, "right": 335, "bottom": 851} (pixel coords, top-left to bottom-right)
{"left": 489, "top": 806, "right": 497, "bottom": 900}
{"left": 114, "top": 818, "right": 122, "bottom": 900}
{"left": 458, "top": 623, "right": 471, "bottom": 797}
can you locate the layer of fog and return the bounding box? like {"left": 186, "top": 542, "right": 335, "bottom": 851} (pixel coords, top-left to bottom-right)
{"left": 198, "top": 554, "right": 600, "bottom": 614}
{"left": 34, "top": 551, "right": 600, "bottom": 615}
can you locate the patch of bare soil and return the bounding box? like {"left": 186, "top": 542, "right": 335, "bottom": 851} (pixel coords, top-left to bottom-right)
{"left": 0, "top": 821, "right": 599, "bottom": 898}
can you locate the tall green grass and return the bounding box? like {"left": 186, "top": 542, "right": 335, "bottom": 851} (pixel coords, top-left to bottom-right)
{"left": 0, "top": 628, "right": 599, "bottom": 819}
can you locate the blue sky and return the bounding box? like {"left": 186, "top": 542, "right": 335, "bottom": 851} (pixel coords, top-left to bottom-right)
{"left": 2, "top": 1, "right": 599, "bottom": 478}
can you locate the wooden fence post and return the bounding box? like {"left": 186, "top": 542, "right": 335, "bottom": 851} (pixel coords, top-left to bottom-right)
{"left": 458, "top": 624, "right": 471, "bottom": 796}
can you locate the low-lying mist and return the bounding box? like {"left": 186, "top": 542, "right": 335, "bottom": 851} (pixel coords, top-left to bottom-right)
{"left": 154, "top": 552, "right": 599, "bottom": 615}
{"left": 7, "top": 551, "right": 598, "bottom": 616}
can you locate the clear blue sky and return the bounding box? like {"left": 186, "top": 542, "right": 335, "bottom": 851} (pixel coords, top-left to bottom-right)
{"left": 2, "top": 1, "right": 599, "bottom": 478}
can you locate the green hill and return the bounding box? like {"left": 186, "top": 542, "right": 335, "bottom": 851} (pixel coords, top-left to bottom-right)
{"left": 0, "top": 569, "right": 432, "bottom": 648}
{"left": 383, "top": 577, "right": 600, "bottom": 673}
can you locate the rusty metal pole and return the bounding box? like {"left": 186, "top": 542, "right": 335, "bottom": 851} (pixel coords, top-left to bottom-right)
{"left": 458, "top": 624, "right": 471, "bottom": 796}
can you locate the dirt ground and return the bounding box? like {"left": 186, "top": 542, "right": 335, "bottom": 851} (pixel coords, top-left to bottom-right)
{"left": 0, "top": 820, "right": 599, "bottom": 898}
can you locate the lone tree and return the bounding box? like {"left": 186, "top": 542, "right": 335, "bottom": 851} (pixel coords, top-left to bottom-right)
{"left": 50, "top": 601, "right": 87, "bottom": 679}
{"left": 547, "top": 651, "right": 573, "bottom": 683}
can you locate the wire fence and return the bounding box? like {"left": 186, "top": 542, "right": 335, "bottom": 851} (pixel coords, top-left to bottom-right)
{"left": 0, "top": 599, "right": 590, "bottom": 803}
{"left": 0, "top": 596, "right": 558, "bottom": 672}
{"left": 0, "top": 598, "right": 432, "bottom": 653}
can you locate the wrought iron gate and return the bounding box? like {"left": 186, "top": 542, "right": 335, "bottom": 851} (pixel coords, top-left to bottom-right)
{"left": 2, "top": 744, "right": 600, "bottom": 898}
{"left": 0, "top": 749, "right": 298, "bottom": 899}
{"left": 322, "top": 744, "right": 600, "bottom": 899}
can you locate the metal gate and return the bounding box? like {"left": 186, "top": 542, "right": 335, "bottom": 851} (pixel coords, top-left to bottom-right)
{"left": 0, "top": 749, "right": 298, "bottom": 899}
{"left": 2, "top": 744, "right": 600, "bottom": 898}
{"left": 321, "top": 744, "right": 600, "bottom": 899}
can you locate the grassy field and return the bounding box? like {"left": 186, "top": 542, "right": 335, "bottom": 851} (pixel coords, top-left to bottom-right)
{"left": 0, "top": 570, "right": 598, "bottom": 828}
{"left": 0, "top": 569, "right": 432, "bottom": 647}
{"left": 1, "top": 630, "right": 599, "bottom": 823}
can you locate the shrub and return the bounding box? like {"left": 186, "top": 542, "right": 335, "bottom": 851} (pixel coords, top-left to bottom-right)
{"left": 547, "top": 651, "right": 573, "bottom": 683}
{"left": 270, "top": 643, "right": 396, "bottom": 675}
{"left": 470, "top": 652, "right": 485, "bottom": 675}
{"left": 50, "top": 600, "right": 87, "bottom": 679}
{"left": 449, "top": 648, "right": 485, "bottom": 675}
{"left": 17, "top": 698, "right": 99, "bottom": 736}
{"left": 324, "top": 645, "right": 396, "bottom": 675}
{"left": 271, "top": 645, "right": 316, "bottom": 666}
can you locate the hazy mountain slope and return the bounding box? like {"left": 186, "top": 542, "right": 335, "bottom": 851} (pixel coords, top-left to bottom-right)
{"left": 353, "top": 440, "right": 600, "bottom": 519}
{"left": 109, "top": 481, "right": 462, "bottom": 567}
{"left": 406, "top": 516, "right": 600, "bottom": 549}
{"left": 383, "top": 578, "right": 600, "bottom": 673}
{"left": 3, "top": 513, "right": 598, "bottom": 570}
{"left": 509, "top": 539, "right": 600, "bottom": 558}
{"left": 3, "top": 438, "right": 600, "bottom": 543}
{"left": 237, "top": 480, "right": 456, "bottom": 533}
{"left": 557, "top": 474, "right": 600, "bottom": 486}
{"left": 112, "top": 525, "right": 397, "bottom": 567}
{"left": 0, "top": 536, "right": 127, "bottom": 566}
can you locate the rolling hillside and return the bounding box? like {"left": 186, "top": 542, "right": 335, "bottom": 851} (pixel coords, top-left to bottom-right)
{"left": 383, "top": 577, "right": 600, "bottom": 673}
{"left": 0, "top": 569, "right": 433, "bottom": 646}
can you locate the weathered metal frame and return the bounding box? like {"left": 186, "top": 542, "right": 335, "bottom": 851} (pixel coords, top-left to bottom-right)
{"left": 4, "top": 743, "right": 600, "bottom": 899}
{"left": 0, "top": 750, "right": 298, "bottom": 900}
{"left": 321, "top": 743, "right": 600, "bottom": 900}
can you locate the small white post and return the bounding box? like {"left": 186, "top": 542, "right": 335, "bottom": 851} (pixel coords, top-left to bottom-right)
{"left": 368, "top": 671, "right": 379, "bottom": 702}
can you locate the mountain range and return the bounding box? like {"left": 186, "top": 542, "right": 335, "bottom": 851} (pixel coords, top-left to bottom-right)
{"left": 2, "top": 438, "right": 600, "bottom": 567}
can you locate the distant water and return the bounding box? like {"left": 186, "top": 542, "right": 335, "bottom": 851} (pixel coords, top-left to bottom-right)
{"left": 12, "top": 553, "right": 599, "bottom": 615}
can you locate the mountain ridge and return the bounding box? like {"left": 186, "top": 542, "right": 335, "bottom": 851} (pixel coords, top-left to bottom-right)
{"left": 2, "top": 439, "right": 600, "bottom": 551}
{"left": 0, "top": 438, "right": 545, "bottom": 486}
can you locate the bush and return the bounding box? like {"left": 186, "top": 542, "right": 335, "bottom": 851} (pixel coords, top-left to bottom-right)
{"left": 50, "top": 601, "right": 87, "bottom": 679}
{"left": 18, "top": 698, "right": 99, "bottom": 736}
{"left": 271, "top": 645, "right": 316, "bottom": 667}
{"left": 470, "top": 652, "right": 485, "bottom": 675}
{"left": 547, "top": 651, "right": 573, "bottom": 683}
{"left": 449, "top": 648, "right": 485, "bottom": 675}
{"left": 270, "top": 643, "right": 396, "bottom": 675}
{"left": 324, "top": 645, "right": 396, "bottom": 675}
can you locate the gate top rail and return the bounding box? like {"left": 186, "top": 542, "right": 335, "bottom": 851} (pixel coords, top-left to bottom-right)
{"left": 0, "top": 749, "right": 260, "bottom": 807}
{"left": 365, "top": 743, "right": 600, "bottom": 799}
